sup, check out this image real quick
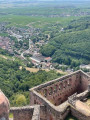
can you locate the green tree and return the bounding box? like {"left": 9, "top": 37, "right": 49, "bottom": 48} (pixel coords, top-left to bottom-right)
{"left": 15, "top": 94, "right": 27, "bottom": 107}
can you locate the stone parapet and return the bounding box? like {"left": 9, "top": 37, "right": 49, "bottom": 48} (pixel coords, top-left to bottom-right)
{"left": 10, "top": 105, "right": 40, "bottom": 120}
{"left": 77, "top": 90, "right": 89, "bottom": 100}
{"left": 30, "top": 70, "right": 82, "bottom": 91}
{"left": 32, "top": 105, "right": 40, "bottom": 120}
{"left": 10, "top": 106, "right": 34, "bottom": 111}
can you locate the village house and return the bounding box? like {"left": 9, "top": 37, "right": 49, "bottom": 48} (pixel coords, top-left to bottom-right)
{"left": 44, "top": 57, "right": 52, "bottom": 62}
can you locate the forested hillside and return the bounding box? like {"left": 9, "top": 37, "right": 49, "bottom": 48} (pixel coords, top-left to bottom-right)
{"left": 41, "top": 16, "right": 90, "bottom": 67}
{"left": 0, "top": 56, "right": 62, "bottom": 106}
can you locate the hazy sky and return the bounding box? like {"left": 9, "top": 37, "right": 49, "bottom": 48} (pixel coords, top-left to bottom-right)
{"left": 0, "top": 0, "right": 90, "bottom": 1}
{"left": 0, "top": 0, "right": 89, "bottom": 3}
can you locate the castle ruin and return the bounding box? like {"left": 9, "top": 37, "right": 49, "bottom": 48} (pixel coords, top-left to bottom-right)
{"left": 29, "top": 70, "right": 90, "bottom": 120}
{"left": 1, "top": 70, "right": 90, "bottom": 120}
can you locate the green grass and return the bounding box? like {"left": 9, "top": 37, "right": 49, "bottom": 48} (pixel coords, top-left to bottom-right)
{"left": 9, "top": 113, "right": 13, "bottom": 118}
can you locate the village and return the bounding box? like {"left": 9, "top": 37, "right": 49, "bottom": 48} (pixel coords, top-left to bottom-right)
{"left": 0, "top": 22, "right": 54, "bottom": 71}
{"left": 0, "top": 22, "right": 54, "bottom": 70}
{"left": 0, "top": 36, "right": 14, "bottom": 54}
{"left": 0, "top": 21, "right": 90, "bottom": 74}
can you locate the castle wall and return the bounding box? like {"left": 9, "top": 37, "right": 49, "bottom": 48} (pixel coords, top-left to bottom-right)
{"left": 71, "top": 107, "right": 90, "bottom": 120}
{"left": 80, "top": 72, "right": 90, "bottom": 92}
{"left": 30, "top": 91, "right": 47, "bottom": 120}
{"left": 10, "top": 105, "right": 40, "bottom": 120}
{"left": 68, "top": 90, "right": 90, "bottom": 120}
{"left": 29, "top": 70, "right": 90, "bottom": 120}
{"left": 10, "top": 106, "right": 34, "bottom": 120}
{"left": 0, "top": 90, "right": 10, "bottom": 120}
{"left": 33, "top": 71, "right": 81, "bottom": 106}
{"left": 46, "top": 106, "right": 70, "bottom": 120}
{"left": 12, "top": 110, "right": 33, "bottom": 120}
{"left": 30, "top": 90, "right": 70, "bottom": 120}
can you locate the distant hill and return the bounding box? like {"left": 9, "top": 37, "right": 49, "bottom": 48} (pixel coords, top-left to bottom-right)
{"left": 0, "top": 0, "right": 90, "bottom": 8}
{"left": 41, "top": 16, "right": 90, "bottom": 66}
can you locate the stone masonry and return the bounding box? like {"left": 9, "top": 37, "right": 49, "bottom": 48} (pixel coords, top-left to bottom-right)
{"left": 0, "top": 90, "right": 10, "bottom": 120}
{"left": 10, "top": 105, "right": 40, "bottom": 120}
{"left": 30, "top": 70, "right": 90, "bottom": 120}
{"left": 5, "top": 70, "right": 90, "bottom": 120}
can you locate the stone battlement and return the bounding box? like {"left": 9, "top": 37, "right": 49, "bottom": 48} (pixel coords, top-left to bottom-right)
{"left": 10, "top": 106, "right": 34, "bottom": 111}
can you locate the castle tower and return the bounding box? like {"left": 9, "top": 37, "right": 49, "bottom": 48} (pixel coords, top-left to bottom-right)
{"left": 0, "top": 90, "right": 10, "bottom": 120}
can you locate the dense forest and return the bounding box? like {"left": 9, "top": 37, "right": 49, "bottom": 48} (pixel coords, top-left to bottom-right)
{"left": 0, "top": 55, "right": 62, "bottom": 106}
{"left": 41, "top": 16, "right": 90, "bottom": 67}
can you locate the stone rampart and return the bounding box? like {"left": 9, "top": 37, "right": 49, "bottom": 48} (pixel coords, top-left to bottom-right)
{"left": 10, "top": 105, "right": 40, "bottom": 120}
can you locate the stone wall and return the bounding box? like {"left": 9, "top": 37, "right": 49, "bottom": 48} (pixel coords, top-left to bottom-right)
{"left": 68, "top": 93, "right": 77, "bottom": 107}
{"left": 69, "top": 89, "right": 90, "bottom": 120}
{"left": 29, "top": 70, "right": 90, "bottom": 120}
{"left": 31, "top": 71, "right": 82, "bottom": 106}
{"left": 30, "top": 89, "right": 71, "bottom": 120}
{"left": 0, "top": 90, "right": 10, "bottom": 120}
{"left": 71, "top": 107, "right": 90, "bottom": 120}
{"left": 10, "top": 105, "right": 40, "bottom": 120}
{"left": 32, "top": 105, "right": 40, "bottom": 120}
{"left": 80, "top": 71, "right": 90, "bottom": 92}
